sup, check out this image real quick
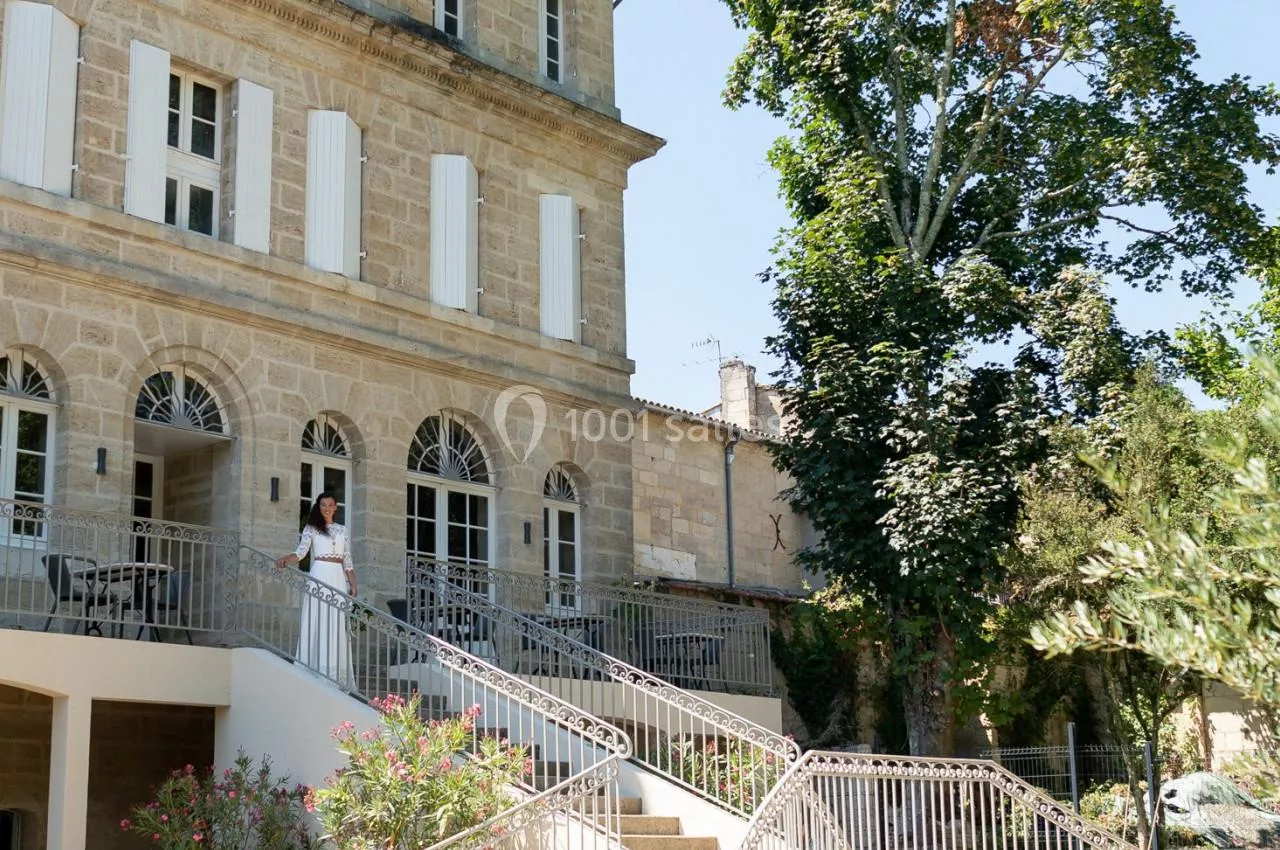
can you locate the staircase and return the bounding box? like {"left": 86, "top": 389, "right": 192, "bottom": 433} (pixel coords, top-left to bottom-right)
{"left": 614, "top": 797, "right": 719, "bottom": 850}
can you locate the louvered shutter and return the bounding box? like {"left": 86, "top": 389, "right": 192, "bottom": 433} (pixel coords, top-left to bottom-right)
{"left": 0, "top": 1, "right": 80, "bottom": 196}
{"left": 124, "top": 40, "right": 170, "bottom": 221}
{"left": 429, "top": 154, "right": 479, "bottom": 311}
{"left": 232, "top": 79, "right": 273, "bottom": 253}
{"left": 305, "top": 110, "right": 362, "bottom": 279}
{"left": 539, "top": 194, "right": 581, "bottom": 341}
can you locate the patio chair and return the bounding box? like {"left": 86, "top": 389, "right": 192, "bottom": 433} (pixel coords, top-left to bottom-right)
{"left": 40, "top": 554, "right": 116, "bottom": 636}
{"left": 153, "top": 571, "right": 194, "bottom": 644}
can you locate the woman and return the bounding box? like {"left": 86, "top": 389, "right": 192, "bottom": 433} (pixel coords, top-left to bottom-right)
{"left": 278, "top": 492, "right": 356, "bottom": 688}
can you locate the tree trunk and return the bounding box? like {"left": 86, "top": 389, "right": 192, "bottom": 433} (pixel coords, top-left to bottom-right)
{"left": 901, "top": 625, "right": 956, "bottom": 756}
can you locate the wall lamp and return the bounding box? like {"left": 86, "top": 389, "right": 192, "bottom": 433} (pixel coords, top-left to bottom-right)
{"left": 270, "top": 477, "right": 280, "bottom": 502}
{"left": 95, "top": 447, "right": 107, "bottom": 476}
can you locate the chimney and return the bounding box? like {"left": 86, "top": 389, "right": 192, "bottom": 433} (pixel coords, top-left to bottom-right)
{"left": 718, "top": 359, "right": 757, "bottom": 430}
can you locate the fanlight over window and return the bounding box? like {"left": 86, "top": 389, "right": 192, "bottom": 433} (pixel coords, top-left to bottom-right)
{"left": 135, "top": 367, "right": 226, "bottom": 433}
{"left": 303, "top": 415, "right": 350, "bottom": 457}
{"left": 408, "top": 414, "right": 489, "bottom": 483}
{"left": 544, "top": 466, "right": 578, "bottom": 502}
{"left": 0, "top": 354, "right": 52, "bottom": 400}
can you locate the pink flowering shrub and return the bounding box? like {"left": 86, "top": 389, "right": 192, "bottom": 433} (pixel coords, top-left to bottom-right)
{"left": 120, "top": 750, "right": 316, "bottom": 849}
{"left": 663, "top": 736, "right": 787, "bottom": 813}
{"left": 312, "top": 692, "right": 529, "bottom": 847}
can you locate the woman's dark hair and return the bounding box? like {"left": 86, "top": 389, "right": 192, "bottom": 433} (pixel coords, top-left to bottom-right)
{"left": 305, "top": 491, "right": 338, "bottom": 536}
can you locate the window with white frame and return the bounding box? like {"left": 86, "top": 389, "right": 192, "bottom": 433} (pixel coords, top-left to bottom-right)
{"left": 165, "top": 70, "right": 221, "bottom": 236}
{"left": 405, "top": 414, "right": 493, "bottom": 598}
{"left": 542, "top": 466, "right": 580, "bottom": 611}
{"left": 436, "top": 0, "right": 462, "bottom": 38}
{"left": 301, "top": 415, "right": 351, "bottom": 527}
{"left": 0, "top": 353, "right": 54, "bottom": 536}
{"left": 540, "top": 0, "right": 563, "bottom": 82}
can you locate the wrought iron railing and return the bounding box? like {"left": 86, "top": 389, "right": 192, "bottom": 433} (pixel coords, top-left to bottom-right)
{"left": 741, "top": 750, "right": 1138, "bottom": 850}
{"left": 236, "top": 547, "right": 628, "bottom": 849}
{"left": 408, "top": 578, "right": 801, "bottom": 817}
{"left": 0, "top": 497, "right": 236, "bottom": 641}
{"left": 407, "top": 559, "right": 774, "bottom": 695}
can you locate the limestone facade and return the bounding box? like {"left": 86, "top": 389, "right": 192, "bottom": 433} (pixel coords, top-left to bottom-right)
{"left": 0, "top": 0, "right": 661, "bottom": 603}
{"left": 631, "top": 392, "right": 817, "bottom": 595}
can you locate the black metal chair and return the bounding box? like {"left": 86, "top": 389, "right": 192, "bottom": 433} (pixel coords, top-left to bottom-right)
{"left": 40, "top": 554, "right": 116, "bottom": 636}
{"left": 152, "top": 571, "right": 194, "bottom": 644}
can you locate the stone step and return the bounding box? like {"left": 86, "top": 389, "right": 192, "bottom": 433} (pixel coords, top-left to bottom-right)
{"left": 616, "top": 815, "right": 682, "bottom": 835}
{"left": 620, "top": 838, "right": 718, "bottom": 850}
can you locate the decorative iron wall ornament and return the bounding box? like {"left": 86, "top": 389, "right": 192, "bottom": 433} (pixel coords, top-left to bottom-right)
{"left": 135, "top": 366, "right": 227, "bottom": 433}
{"left": 408, "top": 413, "right": 490, "bottom": 483}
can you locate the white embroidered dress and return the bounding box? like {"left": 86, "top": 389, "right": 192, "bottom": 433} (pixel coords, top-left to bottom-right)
{"left": 293, "top": 523, "right": 355, "bottom": 688}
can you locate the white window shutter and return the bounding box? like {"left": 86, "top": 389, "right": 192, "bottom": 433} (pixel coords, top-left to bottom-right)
{"left": 305, "top": 110, "right": 362, "bottom": 279}
{"left": 539, "top": 194, "right": 581, "bottom": 342}
{"left": 429, "top": 154, "right": 479, "bottom": 312}
{"left": 124, "top": 40, "right": 170, "bottom": 221}
{"left": 0, "top": 1, "right": 80, "bottom": 196}
{"left": 232, "top": 79, "right": 273, "bottom": 253}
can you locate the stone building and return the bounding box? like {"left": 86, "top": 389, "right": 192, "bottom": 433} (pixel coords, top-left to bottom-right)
{"left": 0, "top": 0, "right": 661, "bottom": 607}
{"left": 632, "top": 359, "right": 817, "bottom": 595}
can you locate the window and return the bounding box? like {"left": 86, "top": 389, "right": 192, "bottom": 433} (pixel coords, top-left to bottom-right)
{"left": 405, "top": 414, "right": 493, "bottom": 598}
{"left": 540, "top": 0, "right": 563, "bottom": 82}
{"left": 135, "top": 366, "right": 227, "bottom": 434}
{"left": 301, "top": 415, "right": 351, "bottom": 527}
{"left": 165, "top": 71, "right": 221, "bottom": 236}
{"left": 436, "top": 0, "right": 461, "bottom": 38}
{"left": 543, "top": 466, "right": 580, "bottom": 611}
{"left": 0, "top": 353, "right": 54, "bottom": 535}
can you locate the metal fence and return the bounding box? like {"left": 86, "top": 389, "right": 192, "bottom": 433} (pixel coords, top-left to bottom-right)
{"left": 407, "top": 559, "right": 775, "bottom": 695}
{"left": 741, "top": 750, "right": 1137, "bottom": 850}
{"left": 411, "top": 579, "right": 802, "bottom": 817}
{"left": 235, "top": 546, "right": 629, "bottom": 850}
{"left": 0, "top": 497, "right": 237, "bottom": 642}
{"left": 979, "top": 744, "right": 1145, "bottom": 801}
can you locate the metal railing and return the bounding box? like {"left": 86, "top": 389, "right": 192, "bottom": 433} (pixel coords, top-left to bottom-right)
{"left": 235, "top": 547, "right": 628, "bottom": 849}
{"left": 0, "top": 497, "right": 236, "bottom": 641}
{"left": 409, "top": 578, "right": 801, "bottom": 817}
{"left": 741, "top": 750, "right": 1138, "bottom": 850}
{"left": 408, "top": 559, "right": 774, "bottom": 695}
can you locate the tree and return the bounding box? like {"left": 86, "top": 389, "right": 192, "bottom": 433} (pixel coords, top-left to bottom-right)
{"left": 1009, "top": 368, "right": 1206, "bottom": 846}
{"left": 1030, "top": 360, "right": 1280, "bottom": 733}
{"left": 723, "top": 0, "right": 1280, "bottom": 754}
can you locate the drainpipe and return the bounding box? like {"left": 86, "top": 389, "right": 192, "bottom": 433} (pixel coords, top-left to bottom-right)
{"left": 724, "top": 434, "right": 739, "bottom": 587}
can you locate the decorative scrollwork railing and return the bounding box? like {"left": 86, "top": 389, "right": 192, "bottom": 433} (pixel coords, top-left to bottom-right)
{"left": 410, "top": 577, "right": 801, "bottom": 817}
{"left": 0, "top": 497, "right": 237, "bottom": 640}
{"left": 741, "top": 750, "right": 1138, "bottom": 850}
{"left": 408, "top": 559, "right": 774, "bottom": 695}
{"left": 236, "top": 547, "right": 629, "bottom": 849}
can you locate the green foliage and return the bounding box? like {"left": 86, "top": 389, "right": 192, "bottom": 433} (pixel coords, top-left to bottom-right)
{"left": 120, "top": 750, "right": 315, "bottom": 849}
{"left": 771, "top": 579, "right": 877, "bottom": 743}
{"left": 312, "top": 693, "right": 528, "bottom": 848}
{"left": 1218, "top": 751, "right": 1280, "bottom": 815}
{"left": 1030, "top": 359, "right": 1280, "bottom": 739}
{"left": 720, "top": 0, "right": 1279, "bottom": 755}
{"left": 663, "top": 735, "right": 787, "bottom": 813}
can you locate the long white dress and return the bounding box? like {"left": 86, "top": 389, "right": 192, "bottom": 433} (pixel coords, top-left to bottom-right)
{"left": 293, "top": 524, "right": 356, "bottom": 689}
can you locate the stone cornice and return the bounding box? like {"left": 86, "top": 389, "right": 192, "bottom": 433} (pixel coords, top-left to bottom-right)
{"left": 227, "top": 0, "right": 665, "bottom": 167}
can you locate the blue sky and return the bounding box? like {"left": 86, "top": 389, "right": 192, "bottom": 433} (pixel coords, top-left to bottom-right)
{"left": 614, "top": 1, "right": 1280, "bottom": 412}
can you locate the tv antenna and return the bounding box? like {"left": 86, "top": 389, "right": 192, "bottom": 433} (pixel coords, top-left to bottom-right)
{"left": 683, "top": 335, "right": 729, "bottom": 368}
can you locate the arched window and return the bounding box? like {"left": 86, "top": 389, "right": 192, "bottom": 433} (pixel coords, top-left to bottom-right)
{"left": 301, "top": 415, "right": 351, "bottom": 526}
{"left": 0, "top": 353, "right": 55, "bottom": 529}
{"left": 406, "top": 414, "right": 493, "bottom": 577}
{"left": 135, "top": 366, "right": 227, "bottom": 434}
{"left": 543, "top": 465, "right": 580, "bottom": 611}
